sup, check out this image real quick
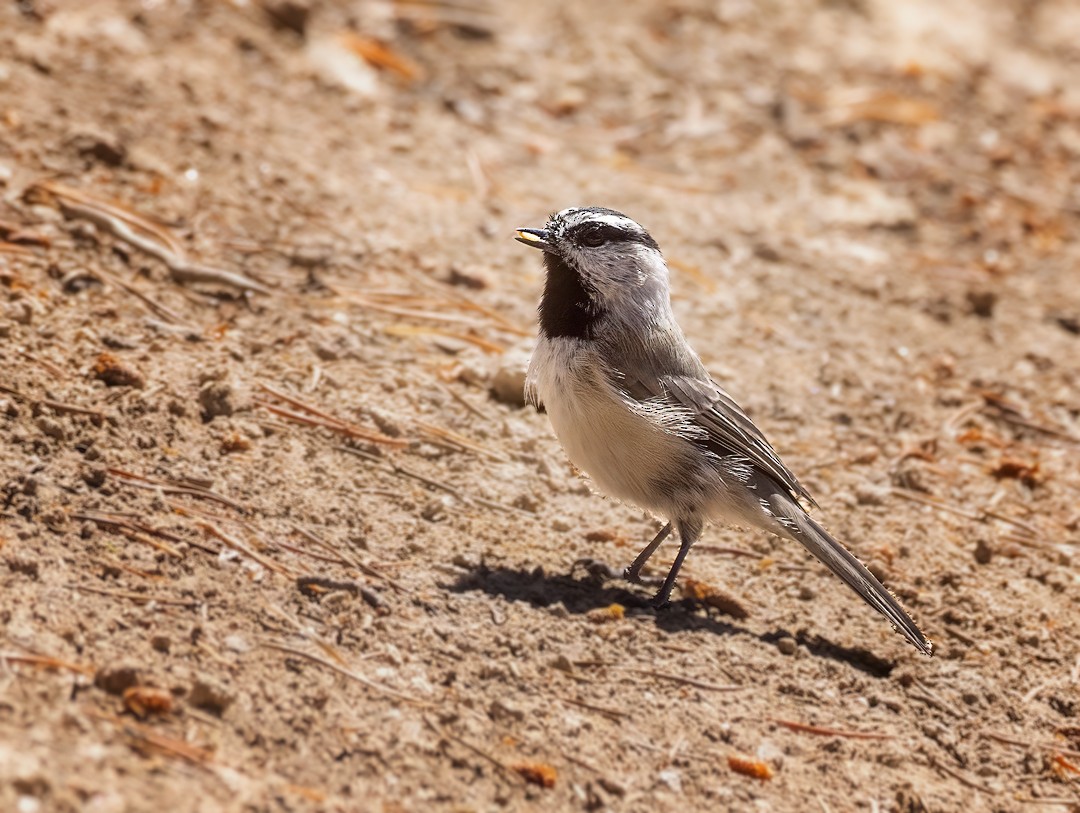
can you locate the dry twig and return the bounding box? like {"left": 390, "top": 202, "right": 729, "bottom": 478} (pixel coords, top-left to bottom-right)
{"left": 69, "top": 584, "right": 205, "bottom": 608}
{"left": 0, "top": 651, "right": 95, "bottom": 676}
{"left": 32, "top": 181, "right": 270, "bottom": 294}
{"left": 768, "top": 718, "right": 894, "bottom": 740}
{"left": 261, "top": 642, "right": 426, "bottom": 705}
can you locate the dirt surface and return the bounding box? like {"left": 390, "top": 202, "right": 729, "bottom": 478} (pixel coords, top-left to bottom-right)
{"left": 2, "top": 1, "right": 1080, "bottom": 811}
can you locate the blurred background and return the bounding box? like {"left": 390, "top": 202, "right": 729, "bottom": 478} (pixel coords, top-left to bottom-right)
{"left": 2, "top": 1, "right": 1079, "bottom": 811}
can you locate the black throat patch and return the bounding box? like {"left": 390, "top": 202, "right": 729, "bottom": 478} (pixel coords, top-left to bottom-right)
{"left": 538, "top": 251, "right": 602, "bottom": 339}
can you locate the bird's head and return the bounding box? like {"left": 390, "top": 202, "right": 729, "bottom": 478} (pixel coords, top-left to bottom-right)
{"left": 515, "top": 207, "right": 670, "bottom": 339}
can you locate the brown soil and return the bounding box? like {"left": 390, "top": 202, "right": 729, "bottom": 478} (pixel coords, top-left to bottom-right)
{"left": 2, "top": 1, "right": 1080, "bottom": 811}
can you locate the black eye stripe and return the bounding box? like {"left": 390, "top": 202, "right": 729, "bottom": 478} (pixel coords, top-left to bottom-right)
{"left": 567, "top": 222, "right": 652, "bottom": 247}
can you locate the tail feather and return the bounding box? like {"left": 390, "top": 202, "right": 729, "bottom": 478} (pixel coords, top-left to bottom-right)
{"left": 765, "top": 489, "right": 933, "bottom": 656}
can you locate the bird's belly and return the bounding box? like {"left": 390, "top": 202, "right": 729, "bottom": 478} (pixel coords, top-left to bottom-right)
{"left": 545, "top": 381, "right": 691, "bottom": 514}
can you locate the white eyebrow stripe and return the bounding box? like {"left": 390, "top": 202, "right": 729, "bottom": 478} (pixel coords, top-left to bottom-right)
{"left": 560, "top": 210, "right": 640, "bottom": 233}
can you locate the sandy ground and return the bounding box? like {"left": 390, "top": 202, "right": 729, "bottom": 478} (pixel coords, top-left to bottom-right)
{"left": 2, "top": 0, "right": 1080, "bottom": 811}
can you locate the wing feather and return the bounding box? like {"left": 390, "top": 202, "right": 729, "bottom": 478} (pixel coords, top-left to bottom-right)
{"left": 604, "top": 329, "right": 817, "bottom": 508}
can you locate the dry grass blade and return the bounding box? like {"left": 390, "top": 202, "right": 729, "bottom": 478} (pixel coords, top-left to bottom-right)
{"left": 31, "top": 180, "right": 185, "bottom": 256}
{"left": 422, "top": 715, "right": 524, "bottom": 785}
{"left": 261, "top": 642, "right": 427, "bottom": 705}
{"left": 573, "top": 661, "right": 742, "bottom": 693}
{"left": 0, "top": 384, "right": 104, "bottom": 419}
{"left": 87, "top": 709, "right": 215, "bottom": 765}
{"left": 340, "top": 32, "right": 425, "bottom": 82}
{"left": 0, "top": 241, "right": 36, "bottom": 255}
{"left": 891, "top": 488, "right": 1044, "bottom": 539}
{"left": 413, "top": 419, "right": 509, "bottom": 462}
{"left": 347, "top": 271, "right": 529, "bottom": 336}
{"left": 90, "top": 265, "right": 189, "bottom": 325}
{"left": 107, "top": 468, "right": 248, "bottom": 512}
{"left": 73, "top": 512, "right": 185, "bottom": 558}
{"left": 769, "top": 718, "right": 895, "bottom": 740}
{"left": 31, "top": 182, "right": 270, "bottom": 295}
{"left": 336, "top": 292, "right": 496, "bottom": 329}
{"left": 983, "top": 731, "right": 1080, "bottom": 759}
{"left": 382, "top": 324, "right": 507, "bottom": 354}
{"left": 199, "top": 523, "right": 294, "bottom": 576}
{"left": 290, "top": 525, "right": 406, "bottom": 592}
{"left": 70, "top": 583, "right": 206, "bottom": 608}
{"left": 257, "top": 382, "right": 409, "bottom": 448}
{"left": 0, "top": 651, "right": 95, "bottom": 676}
{"left": 335, "top": 445, "right": 524, "bottom": 516}
{"left": 558, "top": 695, "right": 627, "bottom": 721}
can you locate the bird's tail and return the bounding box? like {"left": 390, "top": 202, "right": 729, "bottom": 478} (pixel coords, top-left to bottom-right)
{"left": 762, "top": 486, "right": 933, "bottom": 656}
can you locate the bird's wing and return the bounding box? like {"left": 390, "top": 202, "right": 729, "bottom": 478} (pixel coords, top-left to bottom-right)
{"left": 606, "top": 331, "right": 817, "bottom": 508}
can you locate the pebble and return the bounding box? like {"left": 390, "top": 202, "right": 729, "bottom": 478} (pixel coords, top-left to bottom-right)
{"left": 657, "top": 768, "right": 682, "bottom": 794}
{"left": 82, "top": 466, "right": 107, "bottom": 488}
{"left": 488, "top": 698, "right": 525, "bottom": 723}
{"left": 198, "top": 379, "right": 247, "bottom": 421}
{"left": 489, "top": 347, "right": 530, "bottom": 407}
{"left": 188, "top": 677, "right": 235, "bottom": 716}
{"left": 866, "top": 559, "right": 889, "bottom": 583}
{"left": 93, "top": 352, "right": 145, "bottom": 389}
{"left": 853, "top": 483, "right": 889, "bottom": 506}
{"left": 34, "top": 416, "right": 66, "bottom": 441}
{"left": 223, "top": 635, "right": 251, "bottom": 653}
{"left": 974, "top": 538, "right": 993, "bottom": 565}
{"left": 94, "top": 664, "right": 142, "bottom": 695}
{"left": 776, "top": 636, "right": 797, "bottom": 656}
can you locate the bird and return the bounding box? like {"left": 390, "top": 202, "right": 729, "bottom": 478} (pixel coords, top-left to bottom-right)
{"left": 514, "top": 206, "right": 932, "bottom": 656}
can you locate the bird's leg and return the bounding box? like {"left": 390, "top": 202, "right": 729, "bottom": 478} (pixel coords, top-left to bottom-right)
{"left": 623, "top": 522, "right": 672, "bottom": 584}
{"left": 650, "top": 519, "right": 702, "bottom": 609}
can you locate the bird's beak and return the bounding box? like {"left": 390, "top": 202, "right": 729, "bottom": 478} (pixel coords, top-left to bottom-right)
{"left": 514, "top": 228, "right": 552, "bottom": 251}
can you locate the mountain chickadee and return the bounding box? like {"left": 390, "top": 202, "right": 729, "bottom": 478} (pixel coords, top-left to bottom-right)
{"left": 515, "top": 206, "right": 931, "bottom": 656}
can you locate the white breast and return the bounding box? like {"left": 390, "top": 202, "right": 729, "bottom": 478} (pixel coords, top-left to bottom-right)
{"left": 527, "top": 337, "right": 694, "bottom": 517}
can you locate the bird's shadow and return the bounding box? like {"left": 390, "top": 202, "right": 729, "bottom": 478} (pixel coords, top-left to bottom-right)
{"left": 447, "top": 561, "right": 741, "bottom": 638}
{"left": 446, "top": 562, "right": 897, "bottom": 678}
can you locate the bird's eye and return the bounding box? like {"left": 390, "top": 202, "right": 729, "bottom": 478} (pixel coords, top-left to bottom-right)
{"left": 580, "top": 228, "right": 607, "bottom": 248}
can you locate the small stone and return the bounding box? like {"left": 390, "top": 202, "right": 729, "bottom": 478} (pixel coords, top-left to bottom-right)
{"left": 756, "top": 738, "right": 785, "bottom": 768}
{"left": 82, "top": 465, "right": 107, "bottom": 488}
{"left": 446, "top": 264, "right": 492, "bottom": 290}
{"left": 488, "top": 698, "right": 525, "bottom": 723}
{"left": 974, "top": 538, "right": 993, "bottom": 565}
{"left": 489, "top": 345, "right": 531, "bottom": 407}
{"left": 966, "top": 290, "right": 997, "bottom": 318}
{"left": 421, "top": 496, "right": 452, "bottom": 522}
{"left": 188, "top": 677, "right": 235, "bottom": 716}
{"left": 854, "top": 483, "right": 888, "bottom": 506}
{"left": 657, "top": 768, "right": 682, "bottom": 794}
{"left": 198, "top": 380, "right": 245, "bottom": 421}
{"left": 8, "top": 301, "right": 32, "bottom": 325}
{"left": 798, "top": 585, "right": 816, "bottom": 601}
{"left": 94, "top": 664, "right": 142, "bottom": 695}
{"left": 93, "top": 352, "right": 145, "bottom": 388}
{"left": 866, "top": 559, "right": 889, "bottom": 583}
{"left": 34, "top": 416, "right": 66, "bottom": 441}
{"left": 450, "top": 552, "right": 479, "bottom": 570}
{"left": 551, "top": 516, "right": 573, "bottom": 532}
{"left": 223, "top": 635, "right": 251, "bottom": 653}
{"left": 776, "top": 636, "right": 797, "bottom": 656}
{"left": 263, "top": 0, "right": 310, "bottom": 35}
{"left": 549, "top": 654, "right": 574, "bottom": 674}
{"left": 150, "top": 635, "right": 171, "bottom": 653}
{"left": 67, "top": 126, "right": 127, "bottom": 167}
